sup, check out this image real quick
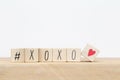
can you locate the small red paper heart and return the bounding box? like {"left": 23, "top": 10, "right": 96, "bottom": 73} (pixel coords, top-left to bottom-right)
{"left": 88, "top": 49, "right": 96, "bottom": 56}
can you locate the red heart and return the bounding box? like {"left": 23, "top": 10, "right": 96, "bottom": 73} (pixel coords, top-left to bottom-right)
{"left": 88, "top": 49, "right": 96, "bottom": 56}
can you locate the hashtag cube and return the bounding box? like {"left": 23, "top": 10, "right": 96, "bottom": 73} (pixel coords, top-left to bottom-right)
{"left": 11, "top": 48, "right": 25, "bottom": 63}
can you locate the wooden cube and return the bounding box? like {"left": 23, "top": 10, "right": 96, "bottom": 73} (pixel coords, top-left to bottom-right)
{"left": 82, "top": 44, "right": 100, "bottom": 61}
{"left": 11, "top": 48, "right": 25, "bottom": 63}
{"left": 40, "top": 48, "right": 53, "bottom": 62}
{"left": 67, "top": 48, "right": 81, "bottom": 62}
{"left": 25, "top": 48, "right": 39, "bottom": 63}
{"left": 53, "top": 48, "right": 67, "bottom": 61}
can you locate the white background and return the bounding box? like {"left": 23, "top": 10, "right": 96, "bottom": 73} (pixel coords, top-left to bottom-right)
{"left": 0, "top": 0, "right": 120, "bottom": 57}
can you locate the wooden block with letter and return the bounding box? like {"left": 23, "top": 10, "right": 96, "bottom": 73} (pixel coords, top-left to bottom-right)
{"left": 40, "top": 48, "right": 53, "bottom": 62}
{"left": 11, "top": 48, "right": 25, "bottom": 63}
{"left": 67, "top": 48, "right": 81, "bottom": 62}
{"left": 25, "top": 48, "right": 39, "bottom": 63}
{"left": 53, "top": 48, "right": 67, "bottom": 61}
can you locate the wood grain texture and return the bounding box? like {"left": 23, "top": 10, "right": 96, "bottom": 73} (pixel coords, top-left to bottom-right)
{"left": 0, "top": 58, "right": 120, "bottom": 80}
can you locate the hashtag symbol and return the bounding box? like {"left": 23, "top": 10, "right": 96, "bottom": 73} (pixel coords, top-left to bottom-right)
{"left": 15, "top": 52, "right": 20, "bottom": 60}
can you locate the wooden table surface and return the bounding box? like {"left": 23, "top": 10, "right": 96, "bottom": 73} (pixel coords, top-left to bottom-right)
{"left": 0, "top": 58, "right": 120, "bottom": 80}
